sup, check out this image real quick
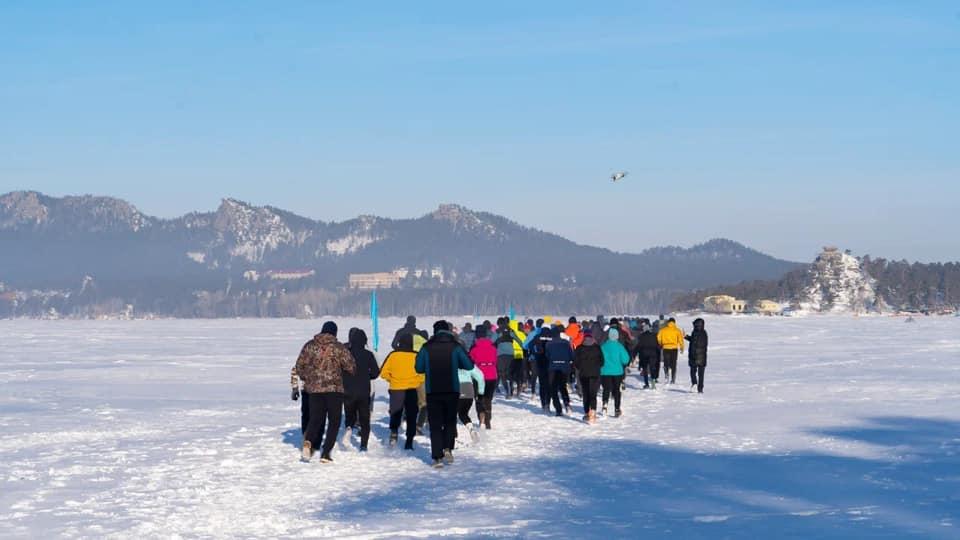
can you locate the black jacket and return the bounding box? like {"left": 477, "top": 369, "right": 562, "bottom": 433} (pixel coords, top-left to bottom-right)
{"left": 686, "top": 329, "right": 708, "bottom": 367}
{"left": 391, "top": 322, "right": 420, "bottom": 351}
{"left": 344, "top": 332, "right": 381, "bottom": 398}
{"left": 573, "top": 338, "right": 604, "bottom": 378}
{"left": 415, "top": 331, "right": 474, "bottom": 394}
{"left": 634, "top": 331, "right": 660, "bottom": 364}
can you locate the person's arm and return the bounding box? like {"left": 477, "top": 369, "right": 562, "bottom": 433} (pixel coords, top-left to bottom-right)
{"left": 455, "top": 346, "right": 475, "bottom": 370}
{"left": 380, "top": 355, "right": 392, "bottom": 383}
{"left": 415, "top": 348, "right": 428, "bottom": 374}
{"left": 368, "top": 352, "right": 381, "bottom": 380}
{"left": 340, "top": 347, "right": 356, "bottom": 375}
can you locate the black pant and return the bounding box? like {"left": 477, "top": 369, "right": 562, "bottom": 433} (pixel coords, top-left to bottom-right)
{"left": 548, "top": 370, "right": 570, "bottom": 414}
{"left": 648, "top": 355, "right": 661, "bottom": 381}
{"left": 510, "top": 358, "right": 525, "bottom": 394}
{"left": 580, "top": 376, "right": 600, "bottom": 413}
{"left": 663, "top": 349, "right": 678, "bottom": 382}
{"left": 536, "top": 366, "right": 550, "bottom": 408}
{"left": 601, "top": 375, "right": 623, "bottom": 411}
{"left": 477, "top": 379, "right": 497, "bottom": 427}
{"left": 427, "top": 393, "right": 459, "bottom": 459}
{"left": 457, "top": 398, "right": 476, "bottom": 426}
{"left": 497, "top": 356, "right": 513, "bottom": 395}
{"left": 343, "top": 394, "right": 372, "bottom": 448}
{"left": 389, "top": 389, "right": 419, "bottom": 443}
{"left": 303, "top": 392, "right": 344, "bottom": 457}
{"left": 300, "top": 391, "right": 310, "bottom": 434}
{"left": 690, "top": 364, "right": 706, "bottom": 392}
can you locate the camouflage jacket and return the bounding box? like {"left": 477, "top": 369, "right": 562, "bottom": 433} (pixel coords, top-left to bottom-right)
{"left": 290, "top": 334, "right": 355, "bottom": 394}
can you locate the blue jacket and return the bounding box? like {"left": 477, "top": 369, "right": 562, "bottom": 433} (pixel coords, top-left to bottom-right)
{"left": 600, "top": 329, "right": 631, "bottom": 376}
{"left": 416, "top": 331, "right": 475, "bottom": 394}
{"left": 545, "top": 337, "right": 575, "bottom": 374}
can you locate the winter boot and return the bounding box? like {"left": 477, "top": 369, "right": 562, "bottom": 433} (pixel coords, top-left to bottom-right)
{"left": 389, "top": 431, "right": 398, "bottom": 447}
{"left": 469, "top": 424, "right": 480, "bottom": 443}
{"left": 615, "top": 409, "right": 623, "bottom": 418}
{"left": 690, "top": 384, "right": 697, "bottom": 393}
{"left": 301, "top": 440, "right": 313, "bottom": 462}
{"left": 404, "top": 439, "right": 414, "bottom": 450}
{"left": 432, "top": 459, "right": 444, "bottom": 469}
{"left": 443, "top": 449, "right": 454, "bottom": 465}
{"left": 319, "top": 453, "right": 333, "bottom": 464}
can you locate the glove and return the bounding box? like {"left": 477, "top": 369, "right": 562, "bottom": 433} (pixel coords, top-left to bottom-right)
{"left": 291, "top": 388, "right": 300, "bottom": 401}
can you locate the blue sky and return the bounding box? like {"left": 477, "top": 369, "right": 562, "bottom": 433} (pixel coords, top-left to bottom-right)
{"left": 1, "top": 1, "right": 957, "bottom": 262}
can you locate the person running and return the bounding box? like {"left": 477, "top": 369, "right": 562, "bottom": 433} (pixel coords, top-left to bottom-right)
{"left": 413, "top": 329, "right": 430, "bottom": 435}
{"left": 380, "top": 333, "right": 424, "bottom": 450}
{"left": 457, "top": 362, "right": 485, "bottom": 442}
{"left": 391, "top": 315, "right": 421, "bottom": 350}
{"left": 657, "top": 317, "right": 685, "bottom": 384}
{"left": 685, "top": 318, "right": 708, "bottom": 394}
{"left": 459, "top": 322, "right": 476, "bottom": 351}
{"left": 599, "top": 328, "right": 630, "bottom": 418}
{"left": 469, "top": 325, "right": 498, "bottom": 429}
{"left": 290, "top": 321, "right": 355, "bottom": 463}
{"left": 415, "top": 320, "right": 475, "bottom": 468}
{"left": 495, "top": 318, "right": 522, "bottom": 397}
{"left": 545, "top": 325, "right": 575, "bottom": 416}
{"left": 342, "top": 328, "right": 380, "bottom": 452}
{"left": 634, "top": 319, "right": 661, "bottom": 389}
{"left": 573, "top": 328, "right": 604, "bottom": 423}
{"left": 508, "top": 320, "right": 528, "bottom": 396}
{"left": 529, "top": 326, "right": 553, "bottom": 412}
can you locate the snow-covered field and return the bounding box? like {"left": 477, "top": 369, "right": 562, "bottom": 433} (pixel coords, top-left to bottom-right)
{"left": 1, "top": 316, "right": 958, "bottom": 539}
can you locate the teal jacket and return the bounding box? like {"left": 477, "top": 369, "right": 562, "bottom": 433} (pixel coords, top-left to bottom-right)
{"left": 600, "top": 329, "right": 631, "bottom": 376}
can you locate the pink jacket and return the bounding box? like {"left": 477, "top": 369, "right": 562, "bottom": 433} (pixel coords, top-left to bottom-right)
{"left": 470, "top": 338, "right": 499, "bottom": 381}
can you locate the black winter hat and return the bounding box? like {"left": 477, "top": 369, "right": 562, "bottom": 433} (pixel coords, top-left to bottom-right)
{"left": 433, "top": 320, "right": 451, "bottom": 334}
{"left": 406, "top": 315, "right": 416, "bottom": 325}
{"left": 321, "top": 321, "right": 338, "bottom": 337}
{"left": 476, "top": 326, "right": 487, "bottom": 338}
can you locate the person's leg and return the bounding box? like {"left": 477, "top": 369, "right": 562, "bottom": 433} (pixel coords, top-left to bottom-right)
{"left": 538, "top": 367, "right": 550, "bottom": 408}
{"left": 388, "top": 390, "right": 403, "bottom": 432}
{"left": 426, "top": 395, "right": 445, "bottom": 460}
{"left": 690, "top": 363, "right": 698, "bottom": 386}
{"left": 358, "top": 398, "right": 371, "bottom": 448}
{"left": 404, "top": 389, "right": 419, "bottom": 444}
{"left": 442, "top": 394, "right": 459, "bottom": 452}
{"left": 650, "top": 355, "right": 660, "bottom": 382}
{"left": 590, "top": 377, "right": 600, "bottom": 412}
{"left": 458, "top": 399, "right": 472, "bottom": 425}
{"left": 548, "top": 370, "right": 562, "bottom": 413}
{"left": 579, "top": 376, "right": 591, "bottom": 413}
{"left": 321, "top": 393, "right": 343, "bottom": 457}
{"left": 698, "top": 365, "right": 705, "bottom": 393}
{"left": 343, "top": 397, "right": 358, "bottom": 431}
{"left": 601, "top": 376, "right": 612, "bottom": 408}
{"left": 300, "top": 391, "right": 311, "bottom": 434}
{"left": 304, "top": 393, "right": 326, "bottom": 450}
{"left": 613, "top": 376, "right": 623, "bottom": 411}
{"left": 560, "top": 375, "right": 570, "bottom": 408}
{"left": 416, "top": 385, "right": 427, "bottom": 430}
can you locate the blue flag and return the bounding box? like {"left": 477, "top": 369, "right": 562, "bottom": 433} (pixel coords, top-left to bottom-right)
{"left": 371, "top": 290, "right": 380, "bottom": 352}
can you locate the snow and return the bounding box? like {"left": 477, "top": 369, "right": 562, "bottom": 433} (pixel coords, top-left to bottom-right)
{"left": 1, "top": 316, "right": 958, "bottom": 538}
{"left": 325, "top": 234, "right": 381, "bottom": 256}
{"left": 798, "top": 249, "right": 878, "bottom": 313}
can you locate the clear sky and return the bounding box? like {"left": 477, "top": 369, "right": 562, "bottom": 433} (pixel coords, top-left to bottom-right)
{"left": 1, "top": 1, "right": 957, "bottom": 262}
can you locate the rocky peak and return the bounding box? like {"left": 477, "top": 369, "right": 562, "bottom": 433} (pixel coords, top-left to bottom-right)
{"left": 213, "top": 198, "right": 295, "bottom": 262}
{"left": 0, "top": 191, "right": 49, "bottom": 229}
{"left": 797, "top": 247, "right": 879, "bottom": 313}
{"left": 429, "top": 203, "right": 503, "bottom": 238}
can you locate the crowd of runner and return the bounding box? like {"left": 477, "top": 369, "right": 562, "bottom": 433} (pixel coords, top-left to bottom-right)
{"left": 290, "top": 315, "right": 709, "bottom": 468}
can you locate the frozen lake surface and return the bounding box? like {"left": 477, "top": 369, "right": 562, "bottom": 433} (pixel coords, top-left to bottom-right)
{"left": 1, "top": 316, "right": 958, "bottom": 538}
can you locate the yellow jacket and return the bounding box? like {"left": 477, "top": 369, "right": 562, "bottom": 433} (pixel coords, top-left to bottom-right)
{"left": 657, "top": 321, "right": 685, "bottom": 352}
{"left": 380, "top": 350, "right": 424, "bottom": 390}
{"left": 508, "top": 320, "right": 526, "bottom": 359}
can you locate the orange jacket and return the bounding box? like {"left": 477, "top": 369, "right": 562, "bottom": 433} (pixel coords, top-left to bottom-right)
{"left": 565, "top": 322, "right": 584, "bottom": 349}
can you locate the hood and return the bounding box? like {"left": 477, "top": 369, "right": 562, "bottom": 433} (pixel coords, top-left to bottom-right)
{"left": 608, "top": 328, "right": 620, "bottom": 341}
{"left": 314, "top": 333, "right": 339, "bottom": 346}
{"left": 348, "top": 328, "right": 368, "bottom": 349}
{"left": 693, "top": 318, "right": 705, "bottom": 330}
{"left": 582, "top": 336, "right": 596, "bottom": 347}
{"left": 667, "top": 321, "right": 677, "bottom": 329}
{"left": 395, "top": 333, "right": 414, "bottom": 352}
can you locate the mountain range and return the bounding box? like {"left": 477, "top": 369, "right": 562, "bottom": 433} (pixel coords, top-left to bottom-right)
{"left": 0, "top": 191, "right": 801, "bottom": 317}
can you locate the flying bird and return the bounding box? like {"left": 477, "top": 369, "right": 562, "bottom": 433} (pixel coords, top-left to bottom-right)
{"left": 610, "top": 171, "right": 627, "bottom": 182}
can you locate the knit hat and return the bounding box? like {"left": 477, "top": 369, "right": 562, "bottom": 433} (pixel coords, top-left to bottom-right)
{"left": 321, "top": 321, "right": 338, "bottom": 337}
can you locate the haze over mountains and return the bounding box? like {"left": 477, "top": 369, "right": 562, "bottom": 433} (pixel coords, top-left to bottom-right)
{"left": 0, "top": 191, "right": 802, "bottom": 317}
